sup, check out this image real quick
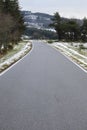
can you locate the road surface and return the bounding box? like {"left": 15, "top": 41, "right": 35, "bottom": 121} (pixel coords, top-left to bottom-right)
{"left": 0, "top": 41, "right": 87, "bottom": 130}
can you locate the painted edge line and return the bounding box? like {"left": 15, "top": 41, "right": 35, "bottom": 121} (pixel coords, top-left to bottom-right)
{"left": 48, "top": 44, "right": 87, "bottom": 73}
{"left": 0, "top": 43, "right": 33, "bottom": 76}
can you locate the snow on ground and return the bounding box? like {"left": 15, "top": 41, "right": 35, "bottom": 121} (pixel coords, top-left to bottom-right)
{"left": 50, "top": 42, "right": 87, "bottom": 71}
{"left": 0, "top": 42, "right": 32, "bottom": 73}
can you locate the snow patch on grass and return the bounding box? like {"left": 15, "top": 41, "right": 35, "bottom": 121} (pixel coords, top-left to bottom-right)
{"left": 0, "top": 41, "right": 32, "bottom": 73}
{"left": 49, "top": 42, "right": 87, "bottom": 71}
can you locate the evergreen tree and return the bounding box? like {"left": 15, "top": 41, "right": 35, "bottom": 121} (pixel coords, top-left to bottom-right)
{"left": 50, "top": 12, "right": 62, "bottom": 40}
{"left": 0, "top": 0, "right": 25, "bottom": 53}
{"left": 50, "top": 12, "right": 80, "bottom": 41}
{"left": 3, "top": 0, "right": 25, "bottom": 43}
{"left": 65, "top": 20, "right": 80, "bottom": 41}
{"left": 81, "top": 18, "right": 87, "bottom": 42}
{"left": 0, "top": 13, "right": 15, "bottom": 52}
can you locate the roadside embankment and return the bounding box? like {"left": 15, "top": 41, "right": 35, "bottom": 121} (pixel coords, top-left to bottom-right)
{"left": 0, "top": 41, "right": 32, "bottom": 73}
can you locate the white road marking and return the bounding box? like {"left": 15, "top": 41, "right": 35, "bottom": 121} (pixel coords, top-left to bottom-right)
{"left": 51, "top": 45, "right": 87, "bottom": 73}
{"left": 0, "top": 44, "right": 33, "bottom": 76}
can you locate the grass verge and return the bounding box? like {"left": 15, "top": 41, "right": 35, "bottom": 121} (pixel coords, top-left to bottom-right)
{"left": 0, "top": 40, "right": 32, "bottom": 74}
{"left": 47, "top": 41, "right": 87, "bottom": 71}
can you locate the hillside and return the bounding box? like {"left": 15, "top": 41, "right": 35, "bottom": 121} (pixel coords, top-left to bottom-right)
{"left": 22, "top": 11, "right": 83, "bottom": 29}
{"left": 22, "top": 11, "right": 53, "bottom": 29}
{"left": 21, "top": 11, "right": 83, "bottom": 39}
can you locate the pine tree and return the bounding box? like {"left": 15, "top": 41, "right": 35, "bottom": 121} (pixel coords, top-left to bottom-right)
{"left": 50, "top": 12, "right": 62, "bottom": 40}
{"left": 0, "top": 0, "right": 25, "bottom": 53}
{"left": 0, "top": 0, "right": 4, "bottom": 12}
{"left": 3, "top": 0, "right": 25, "bottom": 43}
{"left": 81, "top": 18, "right": 87, "bottom": 42}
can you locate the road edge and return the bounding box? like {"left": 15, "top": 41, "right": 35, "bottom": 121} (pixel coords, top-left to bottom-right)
{"left": 46, "top": 42, "right": 87, "bottom": 73}
{"left": 0, "top": 41, "right": 33, "bottom": 76}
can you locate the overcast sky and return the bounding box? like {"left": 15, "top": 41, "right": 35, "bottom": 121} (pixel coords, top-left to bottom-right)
{"left": 19, "top": 0, "right": 87, "bottom": 19}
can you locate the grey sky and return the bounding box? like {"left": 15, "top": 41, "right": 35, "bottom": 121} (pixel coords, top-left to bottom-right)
{"left": 19, "top": 0, "right": 87, "bottom": 19}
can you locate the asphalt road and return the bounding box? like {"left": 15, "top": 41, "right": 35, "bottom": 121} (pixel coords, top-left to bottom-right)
{"left": 0, "top": 41, "right": 87, "bottom": 130}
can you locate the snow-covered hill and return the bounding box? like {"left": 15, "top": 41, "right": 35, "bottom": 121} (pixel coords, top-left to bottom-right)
{"left": 21, "top": 11, "right": 53, "bottom": 30}
{"left": 22, "top": 11, "right": 83, "bottom": 30}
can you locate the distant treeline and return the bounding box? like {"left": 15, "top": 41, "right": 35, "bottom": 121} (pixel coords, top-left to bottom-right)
{"left": 50, "top": 12, "right": 87, "bottom": 42}
{"left": 25, "top": 27, "right": 58, "bottom": 39}
{"left": 0, "top": 0, "right": 25, "bottom": 54}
